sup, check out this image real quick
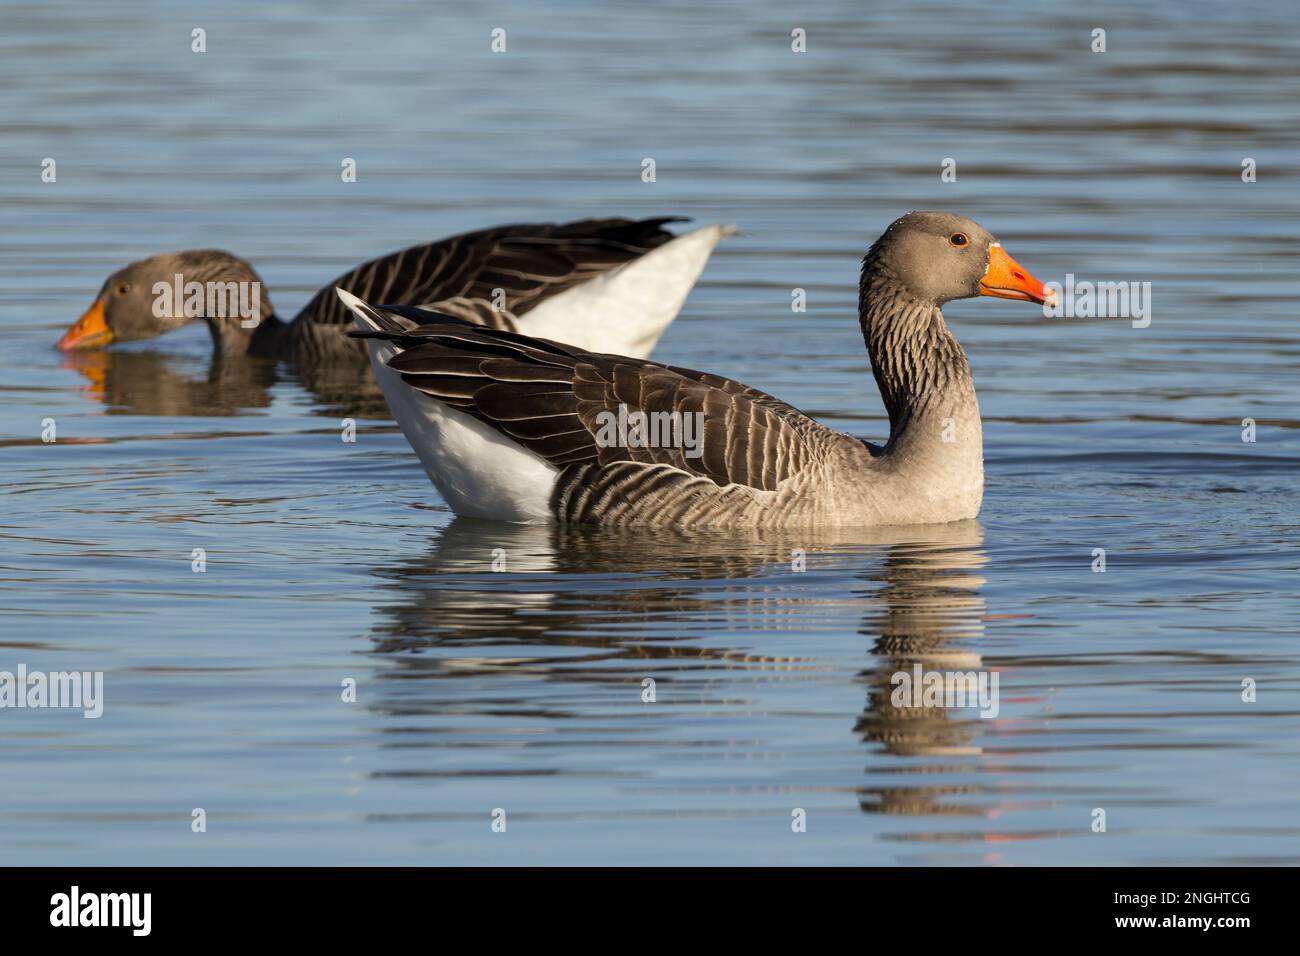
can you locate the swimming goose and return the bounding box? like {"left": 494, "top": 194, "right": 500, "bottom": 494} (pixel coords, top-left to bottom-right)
{"left": 338, "top": 212, "right": 1054, "bottom": 529}
{"left": 55, "top": 217, "right": 731, "bottom": 361}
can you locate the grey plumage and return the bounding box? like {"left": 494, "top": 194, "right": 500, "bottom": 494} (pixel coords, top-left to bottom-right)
{"left": 351, "top": 309, "right": 847, "bottom": 527}
{"left": 344, "top": 211, "right": 1052, "bottom": 529}
{"left": 64, "top": 217, "right": 689, "bottom": 361}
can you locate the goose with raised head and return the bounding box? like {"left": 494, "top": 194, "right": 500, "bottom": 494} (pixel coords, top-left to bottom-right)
{"left": 338, "top": 212, "right": 1054, "bottom": 529}
{"left": 55, "top": 217, "right": 731, "bottom": 361}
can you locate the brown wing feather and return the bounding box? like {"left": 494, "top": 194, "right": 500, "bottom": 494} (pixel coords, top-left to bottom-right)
{"left": 375, "top": 315, "right": 832, "bottom": 495}
{"left": 297, "top": 217, "right": 684, "bottom": 328}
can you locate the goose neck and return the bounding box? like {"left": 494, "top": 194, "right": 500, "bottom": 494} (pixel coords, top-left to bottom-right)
{"left": 857, "top": 269, "right": 977, "bottom": 445}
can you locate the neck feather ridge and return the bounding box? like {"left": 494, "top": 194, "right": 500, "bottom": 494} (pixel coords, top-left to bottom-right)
{"left": 858, "top": 263, "right": 975, "bottom": 444}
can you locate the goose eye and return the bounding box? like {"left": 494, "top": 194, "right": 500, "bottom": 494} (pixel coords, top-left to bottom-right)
{"left": 116, "top": 283, "right": 131, "bottom": 295}
{"left": 949, "top": 233, "right": 969, "bottom": 247}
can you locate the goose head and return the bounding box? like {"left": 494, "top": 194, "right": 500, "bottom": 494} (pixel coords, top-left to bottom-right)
{"left": 56, "top": 250, "right": 273, "bottom": 351}
{"left": 865, "top": 211, "right": 1054, "bottom": 307}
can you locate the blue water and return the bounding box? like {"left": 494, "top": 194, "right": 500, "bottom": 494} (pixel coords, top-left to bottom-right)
{"left": 1, "top": 0, "right": 1298, "bottom": 864}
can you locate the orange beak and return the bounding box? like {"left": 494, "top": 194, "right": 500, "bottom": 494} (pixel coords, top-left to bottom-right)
{"left": 56, "top": 299, "right": 113, "bottom": 351}
{"left": 979, "top": 244, "right": 1055, "bottom": 306}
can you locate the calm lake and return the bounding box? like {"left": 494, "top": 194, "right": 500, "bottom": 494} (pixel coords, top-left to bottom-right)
{"left": 1, "top": 0, "right": 1298, "bottom": 865}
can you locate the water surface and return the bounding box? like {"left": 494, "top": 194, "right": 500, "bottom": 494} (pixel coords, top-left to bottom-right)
{"left": 2, "top": 0, "right": 1298, "bottom": 865}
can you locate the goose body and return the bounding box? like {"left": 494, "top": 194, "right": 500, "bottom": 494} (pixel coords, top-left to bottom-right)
{"left": 339, "top": 212, "right": 1054, "bottom": 530}
{"left": 57, "top": 218, "right": 730, "bottom": 362}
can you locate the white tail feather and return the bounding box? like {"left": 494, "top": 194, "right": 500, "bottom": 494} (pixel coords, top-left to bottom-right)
{"left": 516, "top": 223, "right": 731, "bottom": 357}
{"left": 336, "top": 288, "right": 558, "bottom": 522}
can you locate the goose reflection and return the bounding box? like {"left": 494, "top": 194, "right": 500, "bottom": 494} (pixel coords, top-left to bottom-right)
{"left": 851, "top": 521, "right": 994, "bottom": 817}
{"left": 855, "top": 522, "right": 989, "bottom": 756}
{"left": 59, "top": 347, "right": 391, "bottom": 419}
{"left": 366, "top": 518, "right": 825, "bottom": 665}
{"left": 365, "top": 517, "right": 992, "bottom": 818}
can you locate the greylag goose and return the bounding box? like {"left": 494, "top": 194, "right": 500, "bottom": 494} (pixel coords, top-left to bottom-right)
{"left": 55, "top": 218, "right": 730, "bottom": 361}
{"left": 338, "top": 212, "right": 1054, "bottom": 529}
